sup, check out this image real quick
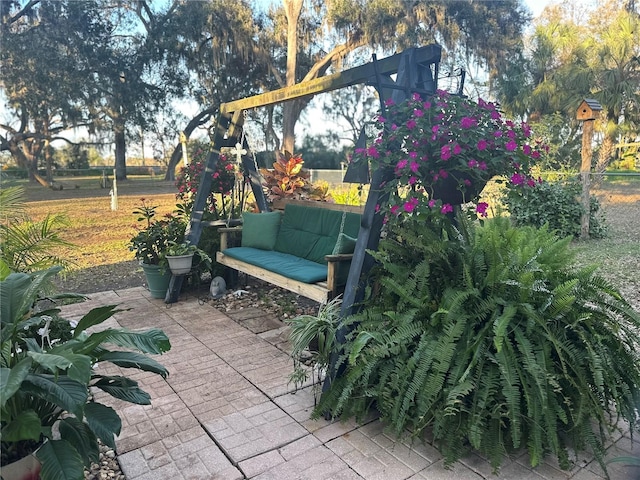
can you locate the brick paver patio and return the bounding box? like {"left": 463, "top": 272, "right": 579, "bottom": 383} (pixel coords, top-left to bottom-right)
{"left": 60, "top": 287, "right": 640, "bottom": 480}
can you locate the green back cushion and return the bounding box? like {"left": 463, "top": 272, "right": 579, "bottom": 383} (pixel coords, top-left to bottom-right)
{"left": 332, "top": 233, "right": 357, "bottom": 255}
{"left": 274, "top": 204, "right": 360, "bottom": 264}
{"left": 241, "top": 211, "right": 282, "bottom": 250}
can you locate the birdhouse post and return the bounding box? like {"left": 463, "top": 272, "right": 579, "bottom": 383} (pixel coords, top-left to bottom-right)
{"left": 576, "top": 99, "right": 602, "bottom": 239}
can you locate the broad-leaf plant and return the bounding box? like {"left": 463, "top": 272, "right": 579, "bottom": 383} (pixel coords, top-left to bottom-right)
{"left": 0, "top": 265, "right": 171, "bottom": 480}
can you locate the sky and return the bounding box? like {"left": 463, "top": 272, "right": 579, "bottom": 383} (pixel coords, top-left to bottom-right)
{"left": 526, "top": 0, "right": 552, "bottom": 17}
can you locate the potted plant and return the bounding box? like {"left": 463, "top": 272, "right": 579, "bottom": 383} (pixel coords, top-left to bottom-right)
{"left": 165, "top": 241, "right": 212, "bottom": 276}
{"left": 286, "top": 296, "right": 343, "bottom": 395}
{"left": 129, "top": 199, "right": 186, "bottom": 298}
{"left": 352, "top": 89, "right": 546, "bottom": 220}
{"left": 0, "top": 265, "right": 171, "bottom": 480}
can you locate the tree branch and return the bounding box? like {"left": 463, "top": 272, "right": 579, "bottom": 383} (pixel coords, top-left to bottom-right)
{"left": 4, "top": 0, "right": 40, "bottom": 26}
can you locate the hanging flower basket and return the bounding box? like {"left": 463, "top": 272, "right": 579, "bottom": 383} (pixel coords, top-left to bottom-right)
{"left": 352, "top": 90, "right": 545, "bottom": 223}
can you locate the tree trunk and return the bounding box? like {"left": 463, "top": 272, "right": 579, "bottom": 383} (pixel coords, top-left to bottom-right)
{"left": 164, "top": 107, "right": 216, "bottom": 181}
{"left": 114, "top": 117, "right": 127, "bottom": 181}
{"left": 282, "top": 0, "right": 303, "bottom": 154}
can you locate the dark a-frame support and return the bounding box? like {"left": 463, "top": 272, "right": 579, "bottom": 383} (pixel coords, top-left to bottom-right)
{"left": 166, "top": 44, "right": 442, "bottom": 315}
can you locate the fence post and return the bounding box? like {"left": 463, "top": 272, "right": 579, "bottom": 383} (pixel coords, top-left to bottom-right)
{"left": 110, "top": 168, "right": 118, "bottom": 211}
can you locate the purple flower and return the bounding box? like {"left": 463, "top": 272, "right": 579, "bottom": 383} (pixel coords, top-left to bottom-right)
{"left": 441, "top": 145, "right": 451, "bottom": 160}
{"left": 476, "top": 202, "right": 489, "bottom": 217}
{"left": 505, "top": 140, "right": 518, "bottom": 151}
{"left": 441, "top": 204, "right": 453, "bottom": 214}
{"left": 477, "top": 139, "right": 488, "bottom": 151}
{"left": 366, "top": 146, "right": 379, "bottom": 158}
{"left": 404, "top": 197, "right": 419, "bottom": 212}
{"left": 410, "top": 161, "right": 419, "bottom": 173}
{"left": 406, "top": 119, "right": 417, "bottom": 130}
{"left": 511, "top": 173, "right": 524, "bottom": 185}
{"left": 460, "top": 117, "right": 477, "bottom": 129}
{"left": 468, "top": 159, "right": 478, "bottom": 168}
{"left": 413, "top": 109, "right": 424, "bottom": 117}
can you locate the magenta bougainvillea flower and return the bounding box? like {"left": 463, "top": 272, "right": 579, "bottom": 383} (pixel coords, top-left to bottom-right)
{"left": 352, "top": 90, "right": 544, "bottom": 223}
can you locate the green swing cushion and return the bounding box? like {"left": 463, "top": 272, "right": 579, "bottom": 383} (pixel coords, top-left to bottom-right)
{"left": 241, "top": 211, "right": 282, "bottom": 250}
{"left": 332, "top": 233, "right": 357, "bottom": 255}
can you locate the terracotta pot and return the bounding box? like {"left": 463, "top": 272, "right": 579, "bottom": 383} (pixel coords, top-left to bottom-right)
{"left": 0, "top": 453, "right": 41, "bottom": 480}
{"left": 166, "top": 254, "right": 194, "bottom": 275}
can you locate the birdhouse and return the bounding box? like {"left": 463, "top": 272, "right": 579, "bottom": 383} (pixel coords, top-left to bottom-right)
{"left": 576, "top": 99, "right": 602, "bottom": 121}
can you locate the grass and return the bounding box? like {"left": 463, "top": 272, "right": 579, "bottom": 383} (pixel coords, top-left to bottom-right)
{"left": 20, "top": 177, "right": 177, "bottom": 271}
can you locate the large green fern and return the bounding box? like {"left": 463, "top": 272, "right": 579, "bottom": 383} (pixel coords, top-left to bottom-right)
{"left": 316, "top": 215, "right": 640, "bottom": 475}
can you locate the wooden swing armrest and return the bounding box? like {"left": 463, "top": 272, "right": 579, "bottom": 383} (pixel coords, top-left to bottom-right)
{"left": 218, "top": 226, "right": 243, "bottom": 250}
{"left": 324, "top": 253, "right": 354, "bottom": 262}
{"left": 325, "top": 253, "right": 354, "bottom": 298}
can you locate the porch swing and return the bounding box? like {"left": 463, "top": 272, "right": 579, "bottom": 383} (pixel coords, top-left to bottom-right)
{"left": 165, "top": 44, "right": 445, "bottom": 307}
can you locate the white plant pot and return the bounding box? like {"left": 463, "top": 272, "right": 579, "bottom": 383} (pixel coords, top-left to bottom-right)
{"left": 166, "top": 254, "right": 194, "bottom": 275}
{"left": 0, "top": 452, "right": 41, "bottom": 480}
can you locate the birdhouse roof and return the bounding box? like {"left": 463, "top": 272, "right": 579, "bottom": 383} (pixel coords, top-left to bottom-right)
{"left": 580, "top": 99, "right": 603, "bottom": 111}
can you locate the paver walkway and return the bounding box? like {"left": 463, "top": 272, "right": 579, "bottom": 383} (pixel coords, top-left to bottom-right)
{"left": 60, "top": 287, "right": 640, "bottom": 480}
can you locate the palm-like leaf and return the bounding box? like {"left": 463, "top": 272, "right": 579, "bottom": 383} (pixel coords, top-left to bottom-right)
{"left": 83, "top": 402, "right": 121, "bottom": 450}
{"left": 0, "top": 214, "right": 72, "bottom": 272}
{"left": 36, "top": 439, "right": 85, "bottom": 480}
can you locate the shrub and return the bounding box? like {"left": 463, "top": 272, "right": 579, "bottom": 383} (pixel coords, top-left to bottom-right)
{"left": 317, "top": 215, "right": 640, "bottom": 474}
{"left": 175, "top": 148, "right": 238, "bottom": 219}
{"left": 503, "top": 178, "right": 607, "bottom": 238}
